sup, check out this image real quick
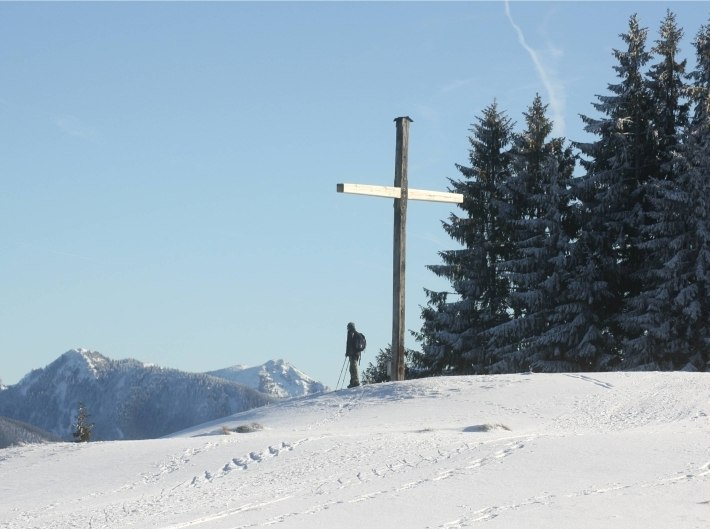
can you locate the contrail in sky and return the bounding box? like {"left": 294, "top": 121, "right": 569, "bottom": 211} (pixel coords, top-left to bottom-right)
{"left": 504, "top": 0, "right": 566, "bottom": 136}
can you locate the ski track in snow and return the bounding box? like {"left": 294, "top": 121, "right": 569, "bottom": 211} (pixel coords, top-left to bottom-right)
{"left": 562, "top": 373, "right": 615, "bottom": 389}
{"left": 433, "top": 459, "right": 710, "bottom": 528}
{"left": 207, "top": 436, "right": 535, "bottom": 529}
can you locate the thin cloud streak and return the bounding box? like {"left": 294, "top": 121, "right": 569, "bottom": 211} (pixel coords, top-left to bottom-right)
{"left": 504, "top": 0, "right": 566, "bottom": 136}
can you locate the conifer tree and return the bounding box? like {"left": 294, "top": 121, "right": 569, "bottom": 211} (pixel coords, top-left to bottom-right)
{"left": 418, "top": 101, "right": 514, "bottom": 374}
{"left": 72, "top": 402, "right": 93, "bottom": 443}
{"left": 490, "top": 95, "right": 577, "bottom": 372}
{"left": 621, "top": 11, "right": 692, "bottom": 367}
{"left": 646, "top": 10, "right": 689, "bottom": 179}
{"left": 572, "top": 14, "right": 657, "bottom": 368}
{"left": 631, "top": 21, "right": 710, "bottom": 371}
{"left": 679, "top": 20, "right": 710, "bottom": 371}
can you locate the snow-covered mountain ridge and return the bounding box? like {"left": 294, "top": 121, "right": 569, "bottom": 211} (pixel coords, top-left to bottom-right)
{"left": 207, "top": 359, "right": 327, "bottom": 398}
{"left": 0, "top": 349, "right": 324, "bottom": 441}
{"left": 1, "top": 372, "right": 708, "bottom": 529}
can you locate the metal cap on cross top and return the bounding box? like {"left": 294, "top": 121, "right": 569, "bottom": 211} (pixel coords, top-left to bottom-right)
{"left": 336, "top": 117, "right": 463, "bottom": 382}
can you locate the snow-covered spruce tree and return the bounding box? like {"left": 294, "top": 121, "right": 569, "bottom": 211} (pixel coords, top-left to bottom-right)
{"left": 487, "top": 94, "right": 577, "bottom": 372}
{"left": 632, "top": 21, "right": 710, "bottom": 371}
{"left": 417, "top": 101, "right": 514, "bottom": 374}
{"left": 72, "top": 402, "right": 93, "bottom": 443}
{"left": 621, "top": 11, "right": 692, "bottom": 368}
{"left": 646, "top": 10, "right": 689, "bottom": 180}
{"left": 572, "top": 14, "right": 658, "bottom": 369}
{"left": 676, "top": 20, "right": 710, "bottom": 371}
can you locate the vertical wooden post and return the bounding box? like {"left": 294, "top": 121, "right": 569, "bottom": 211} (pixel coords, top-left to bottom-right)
{"left": 392, "top": 117, "right": 412, "bottom": 382}
{"left": 337, "top": 117, "right": 461, "bottom": 383}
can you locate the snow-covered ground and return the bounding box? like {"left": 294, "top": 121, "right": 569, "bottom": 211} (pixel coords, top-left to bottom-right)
{"left": 1, "top": 372, "right": 709, "bottom": 529}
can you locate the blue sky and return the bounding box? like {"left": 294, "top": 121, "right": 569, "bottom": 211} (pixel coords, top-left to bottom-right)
{"left": 2, "top": 1, "right": 709, "bottom": 388}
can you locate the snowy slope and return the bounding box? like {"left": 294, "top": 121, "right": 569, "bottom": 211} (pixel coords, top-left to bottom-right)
{"left": 1, "top": 372, "right": 709, "bottom": 529}
{"left": 207, "top": 359, "right": 328, "bottom": 398}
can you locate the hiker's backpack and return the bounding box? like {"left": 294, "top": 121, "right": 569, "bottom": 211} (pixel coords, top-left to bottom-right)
{"left": 353, "top": 332, "right": 367, "bottom": 353}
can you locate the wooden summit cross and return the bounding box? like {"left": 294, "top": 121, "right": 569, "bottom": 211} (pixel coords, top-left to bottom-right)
{"left": 337, "top": 117, "right": 463, "bottom": 382}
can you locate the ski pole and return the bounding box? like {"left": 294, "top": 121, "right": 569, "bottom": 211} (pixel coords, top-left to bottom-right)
{"left": 336, "top": 357, "right": 347, "bottom": 390}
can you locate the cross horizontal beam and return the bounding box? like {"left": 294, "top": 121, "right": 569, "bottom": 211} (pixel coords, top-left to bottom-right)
{"left": 337, "top": 183, "right": 463, "bottom": 204}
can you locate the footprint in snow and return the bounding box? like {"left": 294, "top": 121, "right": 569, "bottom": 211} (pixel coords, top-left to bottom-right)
{"left": 192, "top": 439, "right": 302, "bottom": 488}
{"left": 232, "top": 458, "right": 248, "bottom": 469}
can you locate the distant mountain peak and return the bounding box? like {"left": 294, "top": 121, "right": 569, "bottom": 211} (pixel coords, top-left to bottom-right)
{"left": 58, "top": 348, "right": 109, "bottom": 381}
{"left": 207, "top": 359, "right": 327, "bottom": 399}
{"left": 1, "top": 351, "right": 327, "bottom": 442}
{"left": 0, "top": 349, "right": 276, "bottom": 441}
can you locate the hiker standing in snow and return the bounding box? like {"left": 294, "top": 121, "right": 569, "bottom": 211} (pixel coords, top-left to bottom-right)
{"left": 345, "top": 322, "right": 364, "bottom": 388}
